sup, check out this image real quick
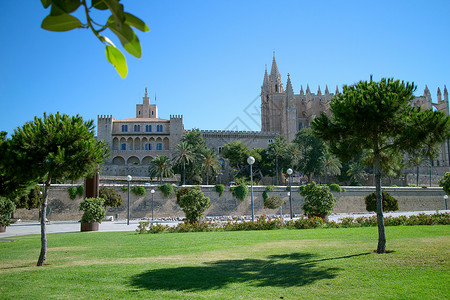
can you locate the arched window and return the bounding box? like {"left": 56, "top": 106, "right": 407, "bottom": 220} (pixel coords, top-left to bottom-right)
{"left": 121, "top": 125, "right": 128, "bottom": 132}
{"left": 157, "top": 143, "right": 162, "bottom": 150}
{"left": 145, "top": 125, "right": 152, "bottom": 132}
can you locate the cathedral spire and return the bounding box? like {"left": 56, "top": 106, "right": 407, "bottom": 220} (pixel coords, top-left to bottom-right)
{"left": 263, "top": 68, "right": 269, "bottom": 86}
{"left": 317, "top": 85, "right": 322, "bottom": 95}
{"left": 306, "top": 84, "right": 311, "bottom": 94}
{"left": 437, "top": 87, "right": 442, "bottom": 102}
{"left": 424, "top": 85, "right": 430, "bottom": 97}
{"left": 270, "top": 54, "right": 280, "bottom": 79}
{"left": 325, "top": 84, "right": 329, "bottom": 95}
{"left": 286, "top": 73, "right": 294, "bottom": 94}
{"left": 444, "top": 85, "right": 448, "bottom": 101}
{"left": 300, "top": 85, "right": 304, "bottom": 95}
{"left": 335, "top": 85, "right": 339, "bottom": 95}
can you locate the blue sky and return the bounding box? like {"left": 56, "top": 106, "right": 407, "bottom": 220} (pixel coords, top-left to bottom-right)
{"left": 1, "top": 0, "right": 449, "bottom": 137}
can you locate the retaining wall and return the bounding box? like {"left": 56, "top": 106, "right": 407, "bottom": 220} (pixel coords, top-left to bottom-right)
{"left": 13, "top": 185, "right": 448, "bottom": 221}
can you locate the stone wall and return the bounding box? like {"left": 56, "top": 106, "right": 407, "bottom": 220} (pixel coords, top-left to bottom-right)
{"left": 13, "top": 185, "right": 448, "bottom": 221}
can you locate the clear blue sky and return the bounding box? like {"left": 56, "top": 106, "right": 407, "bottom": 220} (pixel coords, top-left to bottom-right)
{"left": 1, "top": 0, "right": 449, "bottom": 137}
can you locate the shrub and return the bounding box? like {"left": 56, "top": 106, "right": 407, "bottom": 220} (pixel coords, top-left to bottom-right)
{"left": 79, "top": 197, "right": 106, "bottom": 223}
{"left": 328, "top": 183, "right": 342, "bottom": 192}
{"left": 16, "top": 185, "right": 43, "bottom": 209}
{"left": 438, "top": 172, "right": 450, "bottom": 195}
{"left": 262, "top": 191, "right": 269, "bottom": 201}
{"left": 99, "top": 186, "right": 123, "bottom": 208}
{"left": 266, "top": 185, "right": 274, "bottom": 192}
{"left": 0, "top": 198, "right": 16, "bottom": 227}
{"left": 408, "top": 184, "right": 417, "bottom": 187}
{"left": 178, "top": 187, "right": 210, "bottom": 223}
{"left": 215, "top": 184, "right": 225, "bottom": 197}
{"left": 232, "top": 183, "right": 249, "bottom": 201}
{"left": 122, "top": 185, "right": 128, "bottom": 192}
{"left": 131, "top": 186, "right": 146, "bottom": 196}
{"left": 364, "top": 191, "right": 399, "bottom": 212}
{"left": 68, "top": 185, "right": 83, "bottom": 200}
{"left": 300, "top": 182, "right": 336, "bottom": 217}
{"left": 286, "top": 186, "right": 291, "bottom": 191}
{"left": 391, "top": 184, "right": 398, "bottom": 187}
{"left": 176, "top": 186, "right": 194, "bottom": 205}
{"left": 191, "top": 175, "right": 203, "bottom": 185}
{"left": 264, "top": 195, "right": 284, "bottom": 209}
{"left": 293, "top": 216, "right": 325, "bottom": 229}
{"left": 158, "top": 184, "right": 175, "bottom": 198}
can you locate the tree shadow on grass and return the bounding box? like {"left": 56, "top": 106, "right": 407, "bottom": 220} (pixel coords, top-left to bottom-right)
{"left": 129, "top": 252, "right": 368, "bottom": 292}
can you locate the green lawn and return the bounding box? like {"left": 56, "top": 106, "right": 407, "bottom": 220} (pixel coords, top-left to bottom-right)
{"left": 0, "top": 226, "right": 449, "bottom": 299}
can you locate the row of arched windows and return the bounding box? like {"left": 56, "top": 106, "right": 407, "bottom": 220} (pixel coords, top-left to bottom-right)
{"left": 112, "top": 137, "right": 169, "bottom": 151}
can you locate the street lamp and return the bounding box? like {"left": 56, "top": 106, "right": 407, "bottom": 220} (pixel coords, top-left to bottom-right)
{"left": 151, "top": 189, "right": 155, "bottom": 221}
{"left": 127, "top": 175, "right": 132, "bottom": 225}
{"left": 444, "top": 194, "right": 448, "bottom": 210}
{"left": 287, "top": 168, "right": 293, "bottom": 219}
{"left": 247, "top": 156, "right": 255, "bottom": 221}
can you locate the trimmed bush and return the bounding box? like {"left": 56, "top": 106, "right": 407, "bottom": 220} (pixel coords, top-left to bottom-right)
{"left": 131, "top": 186, "right": 146, "bottom": 196}
{"left": 364, "top": 191, "right": 399, "bottom": 212}
{"left": 266, "top": 185, "right": 274, "bottom": 192}
{"left": 329, "top": 183, "right": 342, "bottom": 192}
{"left": 232, "top": 183, "right": 249, "bottom": 201}
{"left": 262, "top": 191, "right": 269, "bottom": 201}
{"left": 158, "top": 184, "right": 175, "bottom": 198}
{"left": 68, "top": 185, "right": 83, "bottom": 200}
{"left": 439, "top": 172, "right": 450, "bottom": 195}
{"left": 79, "top": 197, "right": 106, "bottom": 223}
{"left": 176, "top": 187, "right": 192, "bottom": 205}
{"left": 99, "top": 186, "right": 123, "bottom": 208}
{"left": 215, "top": 184, "right": 225, "bottom": 197}
{"left": 300, "top": 182, "right": 336, "bottom": 217}
{"left": 178, "top": 187, "right": 210, "bottom": 223}
{"left": 16, "top": 185, "right": 43, "bottom": 209}
{"left": 264, "top": 195, "right": 284, "bottom": 209}
{"left": 0, "top": 198, "right": 16, "bottom": 227}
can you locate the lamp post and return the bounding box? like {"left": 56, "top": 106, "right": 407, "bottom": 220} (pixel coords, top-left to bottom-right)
{"left": 247, "top": 156, "right": 255, "bottom": 221}
{"left": 444, "top": 194, "right": 448, "bottom": 210}
{"left": 151, "top": 189, "right": 155, "bottom": 221}
{"left": 127, "top": 175, "right": 132, "bottom": 225}
{"left": 287, "top": 168, "right": 293, "bottom": 219}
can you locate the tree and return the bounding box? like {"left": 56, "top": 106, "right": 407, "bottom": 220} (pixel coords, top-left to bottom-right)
{"left": 346, "top": 161, "right": 366, "bottom": 185}
{"left": 292, "top": 128, "right": 325, "bottom": 182}
{"left": 177, "top": 187, "right": 210, "bottom": 223}
{"left": 149, "top": 155, "right": 174, "bottom": 184}
{"left": 99, "top": 186, "right": 123, "bottom": 209}
{"left": 172, "top": 141, "right": 195, "bottom": 185}
{"left": 267, "top": 135, "right": 289, "bottom": 185}
{"left": 321, "top": 151, "right": 341, "bottom": 184}
{"left": 3, "top": 112, "right": 108, "bottom": 265}
{"left": 300, "top": 182, "right": 336, "bottom": 217}
{"left": 438, "top": 172, "right": 450, "bottom": 195}
{"left": 179, "top": 129, "right": 208, "bottom": 184}
{"left": 312, "top": 76, "right": 450, "bottom": 253}
{"left": 40, "top": 0, "right": 149, "bottom": 78}
{"left": 201, "top": 148, "right": 221, "bottom": 185}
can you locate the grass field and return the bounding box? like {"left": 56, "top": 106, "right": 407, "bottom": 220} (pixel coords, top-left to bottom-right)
{"left": 0, "top": 226, "right": 449, "bottom": 299}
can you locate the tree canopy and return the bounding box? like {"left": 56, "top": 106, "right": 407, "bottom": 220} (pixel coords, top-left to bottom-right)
{"left": 312, "top": 76, "right": 450, "bottom": 253}
{"left": 2, "top": 112, "right": 109, "bottom": 265}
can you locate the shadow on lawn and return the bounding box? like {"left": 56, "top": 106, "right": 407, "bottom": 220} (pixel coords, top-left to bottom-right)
{"left": 129, "top": 252, "right": 368, "bottom": 291}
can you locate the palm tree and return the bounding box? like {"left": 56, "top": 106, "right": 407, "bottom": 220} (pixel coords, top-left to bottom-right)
{"left": 347, "top": 161, "right": 366, "bottom": 185}
{"left": 201, "top": 148, "right": 221, "bottom": 185}
{"left": 148, "top": 155, "right": 173, "bottom": 184}
{"left": 268, "top": 136, "right": 288, "bottom": 185}
{"left": 321, "top": 151, "right": 342, "bottom": 184}
{"left": 172, "top": 141, "right": 194, "bottom": 185}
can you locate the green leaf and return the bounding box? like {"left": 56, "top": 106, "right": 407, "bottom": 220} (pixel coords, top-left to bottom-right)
{"left": 105, "top": 45, "right": 127, "bottom": 79}
{"left": 107, "top": 17, "right": 141, "bottom": 58}
{"left": 41, "top": 14, "right": 82, "bottom": 32}
{"left": 124, "top": 12, "right": 150, "bottom": 32}
{"left": 41, "top": 0, "right": 52, "bottom": 8}
{"left": 51, "top": 0, "right": 81, "bottom": 13}
{"left": 103, "top": 0, "right": 125, "bottom": 24}
{"left": 92, "top": 0, "right": 108, "bottom": 10}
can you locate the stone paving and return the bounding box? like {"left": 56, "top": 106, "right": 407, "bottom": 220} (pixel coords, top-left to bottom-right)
{"left": 1, "top": 210, "right": 448, "bottom": 239}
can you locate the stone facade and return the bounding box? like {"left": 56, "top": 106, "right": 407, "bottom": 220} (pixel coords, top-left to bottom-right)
{"left": 261, "top": 55, "right": 450, "bottom": 166}
{"left": 97, "top": 89, "right": 185, "bottom": 176}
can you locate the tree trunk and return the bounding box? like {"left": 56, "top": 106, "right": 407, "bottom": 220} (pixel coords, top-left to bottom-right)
{"left": 183, "top": 161, "right": 185, "bottom": 185}
{"left": 259, "top": 170, "right": 265, "bottom": 185}
{"left": 276, "top": 156, "right": 279, "bottom": 186}
{"left": 37, "top": 180, "right": 50, "bottom": 266}
{"left": 206, "top": 167, "right": 209, "bottom": 185}
{"left": 374, "top": 147, "right": 386, "bottom": 254}
{"left": 429, "top": 158, "right": 432, "bottom": 187}
{"left": 416, "top": 165, "right": 419, "bottom": 187}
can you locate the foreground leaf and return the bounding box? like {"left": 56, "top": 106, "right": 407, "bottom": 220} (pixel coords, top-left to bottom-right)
{"left": 105, "top": 45, "right": 127, "bottom": 79}
{"left": 41, "top": 14, "right": 82, "bottom": 32}
{"left": 124, "top": 12, "right": 150, "bottom": 32}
